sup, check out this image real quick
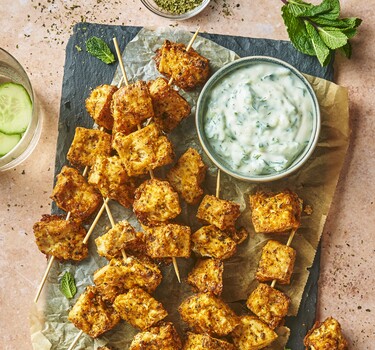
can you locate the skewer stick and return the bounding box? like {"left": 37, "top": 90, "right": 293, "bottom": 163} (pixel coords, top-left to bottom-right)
{"left": 215, "top": 169, "right": 221, "bottom": 198}
{"left": 83, "top": 198, "right": 110, "bottom": 244}
{"left": 67, "top": 330, "right": 84, "bottom": 350}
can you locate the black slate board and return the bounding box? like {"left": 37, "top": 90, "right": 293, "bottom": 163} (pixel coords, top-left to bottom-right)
{"left": 55, "top": 22, "right": 334, "bottom": 349}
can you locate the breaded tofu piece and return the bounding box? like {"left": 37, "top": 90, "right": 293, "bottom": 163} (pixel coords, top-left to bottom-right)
{"left": 88, "top": 155, "right": 137, "bottom": 208}
{"left": 33, "top": 214, "right": 88, "bottom": 261}
{"left": 187, "top": 259, "right": 223, "bottom": 296}
{"left": 196, "top": 195, "right": 241, "bottom": 232}
{"left": 191, "top": 225, "right": 236, "bottom": 260}
{"left": 51, "top": 166, "right": 102, "bottom": 220}
{"left": 304, "top": 317, "right": 348, "bottom": 350}
{"left": 112, "top": 123, "right": 174, "bottom": 177}
{"left": 178, "top": 293, "right": 239, "bottom": 336}
{"left": 95, "top": 220, "right": 142, "bottom": 260}
{"left": 129, "top": 322, "right": 182, "bottom": 350}
{"left": 143, "top": 223, "right": 191, "bottom": 258}
{"left": 148, "top": 77, "right": 191, "bottom": 133}
{"left": 111, "top": 81, "right": 154, "bottom": 134}
{"left": 249, "top": 190, "right": 303, "bottom": 234}
{"left": 68, "top": 286, "right": 120, "bottom": 338}
{"left": 231, "top": 315, "right": 278, "bottom": 350}
{"left": 183, "top": 332, "right": 236, "bottom": 350}
{"left": 154, "top": 40, "right": 210, "bottom": 90}
{"left": 133, "top": 178, "right": 181, "bottom": 226}
{"left": 167, "top": 148, "right": 207, "bottom": 205}
{"left": 66, "top": 127, "right": 112, "bottom": 168}
{"left": 113, "top": 287, "right": 168, "bottom": 331}
{"left": 256, "top": 240, "right": 296, "bottom": 285}
{"left": 85, "top": 84, "right": 118, "bottom": 130}
{"left": 231, "top": 226, "right": 249, "bottom": 245}
{"left": 94, "top": 256, "right": 162, "bottom": 303}
{"left": 246, "top": 283, "right": 290, "bottom": 329}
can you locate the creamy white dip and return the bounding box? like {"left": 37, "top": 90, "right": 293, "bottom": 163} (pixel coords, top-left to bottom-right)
{"left": 204, "top": 62, "right": 315, "bottom": 176}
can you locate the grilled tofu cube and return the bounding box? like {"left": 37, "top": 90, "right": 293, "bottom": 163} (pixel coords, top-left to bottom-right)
{"left": 95, "top": 220, "right": 142, "bottom": 260}
{"left": 94, "top": 256, "right": 162, "bottom": 303}
{"left": 51, "top": 166, "right": 101, "bottom": 220}
{"left": 68, "top": 286, "right": 120, "bottom": 338}
{"left": 154, "top": 40, "right": 210, "bottom": 91}
{"left": 231, "top": 226, "right": 249, "bottom": 245}
{"left": 167, "top": 148, "right": 207, "bottom": 205}
{"left": 111, "top": 81, "right": 154, "bottom": 134}
{"left": 256, "top": 240, "right": 296, "bottom": 285}
{"left": 231, "top": 315, "right": 278, "bottom": 350}
{"left": 191, "top": 225, "right": 236, "bottom": 260}
{"left": 133, "top": 178, "right": 181, "bottom": 226}
{"left": 197, "top": 195, "right": 240, "bottom": 232}
{"left": 143, "top": 223, "right": 191, "bottom": 258}
{"left": 246, "top": 283, "right": 290, "bottom": 329}
{"left": 249, "top": 191, "right": 303, "bottom": 234}
{"left": 33, "top": 214, "right": 88, "bottom": 261}
{"left": 112, "top": 123, "right": 174, "bottom": 177}
{"left": 88, "top": 155, "right": 137, "bottom": 208}
{"left": 66, "top": 127, "right": 112, "bottom": 168}
{"left": 304, "top": 317, "right": 348, "bottom": 350}
{"left": 183, "top": 332, "right": 236, "bottom": 350}
{"left": 129, "top": 322, "right": 182, "bottom": 350}
{"left": 148, "top": 77, "right": 191, "bottom": 133}
{"left": 178, "top": 293, "right": 239, "bottom": 336}
{"left": 113, "top": 287, "right": 168, "bottom": 331}
{"left": 85, "top": 84, "right": 118, "bottom": 130}
{"left": 187, "top": 259, "right": 223, "bottom": 296}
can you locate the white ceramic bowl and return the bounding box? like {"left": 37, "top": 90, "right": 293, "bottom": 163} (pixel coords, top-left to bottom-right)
{"left": 196, "top": 56, "right": 321, "bottom": 182}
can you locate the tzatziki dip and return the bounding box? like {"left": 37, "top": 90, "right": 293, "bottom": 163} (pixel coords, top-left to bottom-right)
{"left": 203, "top": 62, "right": 314, "bottom": 176}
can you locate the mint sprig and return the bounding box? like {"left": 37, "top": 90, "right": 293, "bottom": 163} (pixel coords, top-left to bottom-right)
{"left": 60, "top": 271, "right": 77, "bottom": 299}
{"left": 86, "top": 36, "right": 115, "bottom": 64}
{"left": 281, "top": 0, "right": 362, "bottom": 66}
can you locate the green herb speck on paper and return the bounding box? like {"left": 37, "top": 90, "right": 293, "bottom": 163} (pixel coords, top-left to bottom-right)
{"left": 85, "top": 36, "right": 115, "bottom": 64}
{"left": 60, "top": 271, "right": 77, "bottom": 299}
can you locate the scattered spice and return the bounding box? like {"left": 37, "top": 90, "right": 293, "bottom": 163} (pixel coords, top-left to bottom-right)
{"left": 154, "top": 0, "right": 203, "bottom": 14}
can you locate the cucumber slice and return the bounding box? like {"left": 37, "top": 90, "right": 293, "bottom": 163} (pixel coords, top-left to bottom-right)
{"left": 0, "top": 131, "right": 21, "bottom": 156}
{"left": 0, "top": 82, "right": 32, "bottom": 135}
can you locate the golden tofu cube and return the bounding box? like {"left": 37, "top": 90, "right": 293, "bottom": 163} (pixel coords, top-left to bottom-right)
{"left": 111, "top": 81, "right": 154, "bottom": 134}
{"left": 197, "top": 195, "right": 240, "bottom": 232}
{"left": 249, "top": 190, "right": 303, "bottom": 234}
{"left": 167, "top": 148, "right": 207, "bottom": 205}
{"left": 113, "top": 287, "right": 168, "bottom": 331}
{"left": 66, "top": 127, "right": 112, "bottom": 168}
{"left": 133, "top": 178, "right": 181, "bottom": 226}
{"left": 246, "top": 283, "right": 290, "bottom": 329}
{"left": 112, "top": 123, "right": 174, "bottom": 177}
{"left": 148, "top": 77, "right": 191, "bottom": 133}
{"left": 178, "top": 292, "right": 239, "bottom": 336}
{"left": 33, "top": 214, "right": 88, "bottom": 261}
{"left": 256, "top": 240, "right": 296, "bottom": 285}
{"left": 68, "top": 286, "right": 120, "bottom": 338}
{"left": 154, "top": 40, "right": 210, "bottom": 91}
{"left": 94, "top": 256, "right": 162, "bottom": 303}
{"left": 95, "top": 220, "right": 142, "bottom": 260}
{"left": 143, "top": 223, "right": 191, "bottom": 258}
{"left": 304, "top": 317, "right": 348, "bottom": 350}
{"left": 129, "top": 322, "right": 182, "bottom": 350}
{"left": 183, "top": 332, "right": 236, "bottom": 350}
{"left": 85, "top": 84, "right": 117, "bottom": 130}
{"left": 88, "top": 155, "right": 137, "bottom": 208}
{"left": 191, "top": 225, "right": 236, "bottom": 260}
{"left": 230, "top": 226, "right": 249, "bottom": 245}
{"left": 231, "top": 315, "right": 278, "bottom": 350}
{"left": 51, "top": 166, "right": 102, "bottom": 220}
{"left": 187, "top": 258, "right": 223, "bottom": 296}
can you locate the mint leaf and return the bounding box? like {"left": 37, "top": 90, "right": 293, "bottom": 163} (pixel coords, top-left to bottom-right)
{"left": 342, "top": 28, "right": 357, "bottom": 39}
{"left": 305, "top": 20, "right": 332, "bottom": 66}
{"left": 318, "top": 27, "right": 348, "bottom": 49}
{"left": 311, "top": 16, "right": 362, "bottom": 29}
{"left": 289, "top": 0, "right": 339, "bottom": 19}
{"left": 339, "top": 42, "right": 352, "bottom": 58}
{"left": 86, "top": 36, "right": 115, "bottom": 64}
{"left": 60, "top": 271, "right": 77, "bottom": 299}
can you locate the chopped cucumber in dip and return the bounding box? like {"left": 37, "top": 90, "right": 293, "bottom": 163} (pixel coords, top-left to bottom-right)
{"left": 0, "top": 82, "right": 32, "bottom": 135}
{"left": 0, "top": 131, "right": 21, "bottom": 156}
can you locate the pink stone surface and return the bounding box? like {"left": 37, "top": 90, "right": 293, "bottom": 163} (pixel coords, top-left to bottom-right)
{"left": 0, "top": 0, "right": 374, "bottom": 349}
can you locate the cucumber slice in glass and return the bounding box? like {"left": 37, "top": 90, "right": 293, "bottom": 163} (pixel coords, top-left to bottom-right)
{"left": 0, "top": 131, "right": 21, "bottom": 156}
{"left": 0, "top": 82, "right": 32, "bottom": 135}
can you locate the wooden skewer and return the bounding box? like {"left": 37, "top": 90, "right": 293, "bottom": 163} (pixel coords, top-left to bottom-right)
{"left": 67, "top": 329, "right": 84, "bottom": 350}
{"left": 83, "top": 198, "right": 110, "bottom": 244}
{"left": 215, "top": 169, "right": 221, "bottom": 198}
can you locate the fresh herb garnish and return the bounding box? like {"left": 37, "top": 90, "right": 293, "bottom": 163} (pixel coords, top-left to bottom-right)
{"left": 60, "top": 271, "right": 77, "bottom": 299}
{"left": 86, "top": 36, "right": 115, "bottom": 64}
{"left": 154, "top": 0, "right": 203, "bottom": 14}
{"left": 281, "top": 0, "right": 362, "bottom": 66}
